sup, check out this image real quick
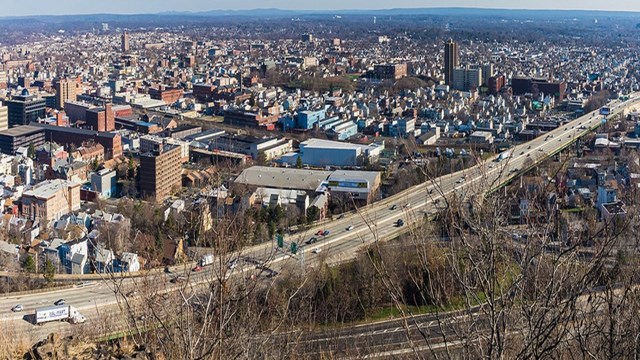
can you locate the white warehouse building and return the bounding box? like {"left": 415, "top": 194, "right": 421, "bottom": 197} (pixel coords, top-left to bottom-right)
{"left": 279, "top": 138, "right": 383, "bottom": 167}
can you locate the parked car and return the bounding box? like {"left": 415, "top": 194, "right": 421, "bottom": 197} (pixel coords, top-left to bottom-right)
{"left": 11, "top": 304, "right": 23, "bottom": 312}
{"left": 227, "top": 259, "right": 238, "bottom": 269}
{"left": 54, "top": 299, "right": 65, "bottom": 306}
{"left": 337, "top": 214, "right": 345, "bottom": 220}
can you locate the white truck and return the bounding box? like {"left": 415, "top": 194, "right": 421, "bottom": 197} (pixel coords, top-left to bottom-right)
{"left": 199, "top": 254, "right": 214, "bottom": 267}
{"left": 34, "top": 305, "right": 86, "bottom": 325}
{"left": 495, "top": 150, "right": 513, "bottom": 162}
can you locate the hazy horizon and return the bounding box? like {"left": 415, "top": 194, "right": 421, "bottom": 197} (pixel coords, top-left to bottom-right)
{"left": 3, "top": 1, "right": 640, "bottom": 17}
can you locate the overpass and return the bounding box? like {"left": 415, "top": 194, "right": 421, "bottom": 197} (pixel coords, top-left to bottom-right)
{"left": 1, "top": 94, "right": 639, "bottom": 342}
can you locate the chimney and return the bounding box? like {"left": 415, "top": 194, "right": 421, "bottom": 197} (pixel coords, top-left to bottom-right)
{"left": 56, "top": 111, "right": 65, "bottom": 127}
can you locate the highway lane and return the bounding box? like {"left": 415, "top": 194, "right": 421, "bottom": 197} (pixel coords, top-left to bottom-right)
{"left": 1, "top": 94, "right": 638, "bottom": 340}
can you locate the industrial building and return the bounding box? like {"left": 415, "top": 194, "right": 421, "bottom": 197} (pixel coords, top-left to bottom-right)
{"left": 279, "top": 138, "right": 383, "bottom": 167}
{"left": 30, "top": 123, "right": 122, "bottom": 159}
{"left": 211, "top": 134, "right": 292, "bottom": 161}
{"left": 0, "top": 125, "right": 45, "bottom": 155}
{"left": 234, "top": 166, "right": 382, "bottom": 204}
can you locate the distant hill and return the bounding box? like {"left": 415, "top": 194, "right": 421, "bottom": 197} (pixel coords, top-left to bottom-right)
{"left": 0, "top": 7, "right": 638, "bottom": 23}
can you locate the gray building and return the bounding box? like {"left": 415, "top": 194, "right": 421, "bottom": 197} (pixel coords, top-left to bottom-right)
{"left": 5, "top": 89, "right": 46, "bottom": 127}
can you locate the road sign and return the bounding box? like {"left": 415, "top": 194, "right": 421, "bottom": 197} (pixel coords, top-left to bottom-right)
{"left": 291, "top": 242, "right": 298, "bottom": 254}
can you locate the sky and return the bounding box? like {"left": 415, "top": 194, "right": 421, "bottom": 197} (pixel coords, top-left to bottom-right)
{"left": 4, "top": 0, "right": 640, "bottom": 16}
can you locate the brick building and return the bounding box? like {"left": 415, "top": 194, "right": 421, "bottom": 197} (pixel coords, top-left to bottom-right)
{"left": 149, "top": 86, "right": 183, "bottom": 104}
{"left": 139, "top": 144, "right": 182, "bottom": 202}
{"left": 30, "top": 123, "right": 122, "bottom": 159}
{"left": 86, "top": 103, "right": 115, "bottom": 132}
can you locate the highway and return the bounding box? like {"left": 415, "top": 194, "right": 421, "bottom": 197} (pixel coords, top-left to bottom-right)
{"left": 1, "top": 94, "right": 639, "bottom": 343}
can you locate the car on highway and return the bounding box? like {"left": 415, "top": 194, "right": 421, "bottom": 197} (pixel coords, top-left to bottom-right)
{"left": 125, "top": 290, "right": 138, "bottom": 298}
{"left": 54, "top": 299, "right": 65, "bottom": 306}
{"left": 390, "top": 204, "right": 398, "bottom": 210}
{"left": 227, "top": 259, "right": 238, "bottom": 269}
{"left": 192, "top": 265, "right": 203, "bottom": 272}
{"left": 170, "top": 275, "right": 186, "bottom": 284}
{"left": 428, "top": 189, "right": 434, "bottom": 194}
{"left": 337, "top": 214, "right": 345, "bottom": 220}
{"left": 315, "top": 230, "right": 325, "bottom": 236}
{"left": 322, "top": 230, "right": 330, "bottom": 236}
{"left": 312, "top": 248, "right": 322, "bottom": 254}
{"left": 527, "top": 145, "right": 531, "bottom": 149}
{"left": 396, "top": 219, "right": 404, "bottom": 227}
{"left": 306, "top": 237, "right": 318, "bottom": 244}
{"left": 346, "top": 225, "right": 354, "bottom": 231}
{"left": 404, "top": 203, "right": 411, "bottom": 208}
{"left": 520, "top": 151, "right": 524, "bottom": 155}
{"left": 11, "top": 304, "right": 23, "bottom": 312}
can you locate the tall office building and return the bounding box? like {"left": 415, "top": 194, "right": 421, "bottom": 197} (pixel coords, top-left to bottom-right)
{"left": 121, "top": 31, "right": 130, "bottom": 52}
{"left": 6, "top": 89, "right": 46, "bottom": 127}
{"left": 444, "top": 39, "right": 459, "bottom": 85}
{"left": 0, "top": 101, "right": 8, "bottom": 131}
{"left": 452, "top": 66, "right": 482, "bottom": 92}
{"left": 482, "top": 63, "right": 495, "bottom": 86}
{"left": 0, "top": 71, "right": 7, "bottom": 89}
{"left": 54, "top": 77, "right": 77, "bottom": 110}
{"left": 139, "top": 144, "right": 182, "bottom": 202}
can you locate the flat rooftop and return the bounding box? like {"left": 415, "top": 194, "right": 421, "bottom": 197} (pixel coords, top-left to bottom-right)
{"left": 23, "top": 179, "right": 79, "bottom": 200}
{"left": 301, "top": 138, "right": 379, "bottom": 151}
{"left": 235, "top": 166, "right": 333, "bottom": 191}
{"left": 0, "top": 125, "right": 44, "bottom": 138}
{"left": 30, "top": 123, "right": 117, "bottom": 139}
{"left": 328, "top": 170, "right": 380, "bottom": 184}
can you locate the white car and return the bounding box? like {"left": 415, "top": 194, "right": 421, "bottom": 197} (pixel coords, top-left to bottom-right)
{"left": 11, "top": 304, "right": 23, "bottom": 312}
{"left": 346, "top": 225, "right": 354, "bottom": 231}
{"left": 312, "top": 248, "right": 322, "bottom": 254}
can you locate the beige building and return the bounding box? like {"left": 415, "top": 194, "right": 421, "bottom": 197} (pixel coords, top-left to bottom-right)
{"left": 0, "top": 102, "right": 7, "bottom": 131}
{"left": 21, "top": 179, "right": 81, "bottom": 223}
{"left": 54, "top": 78, "right": 77, "bottom": 110}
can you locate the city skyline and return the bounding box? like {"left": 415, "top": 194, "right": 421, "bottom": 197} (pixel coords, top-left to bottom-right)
{"left": 3, "top": 1, "right": 640, "bottom": 16}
